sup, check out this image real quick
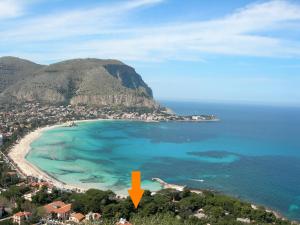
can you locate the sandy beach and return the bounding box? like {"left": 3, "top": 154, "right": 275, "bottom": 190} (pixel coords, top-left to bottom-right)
{"left": 8, "top": 120, "right": 106, "bottom": 192}
{"left": 8, "top": 118, "right": 156, "bottom": 195}
{"left": 7, "top": 118, "right": 159, "bottom": 195}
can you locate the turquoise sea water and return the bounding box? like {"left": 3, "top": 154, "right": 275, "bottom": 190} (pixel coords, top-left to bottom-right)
{"left": 26, "top": 101, "right": 300, "bottom": 220}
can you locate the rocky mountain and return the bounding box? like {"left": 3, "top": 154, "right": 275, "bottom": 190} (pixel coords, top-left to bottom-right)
{"left": 0, "top": 57, "right": 158, "bottom": 108}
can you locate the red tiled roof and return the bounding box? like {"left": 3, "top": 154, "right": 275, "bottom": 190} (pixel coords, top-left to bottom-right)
{"left": 43, "top": 201, "right": 71, "bottom": 214}
{"left": 14, "top": 212, "right": 32, "bottom": 217}
{"left": 71, "top": 213, "right": 85, "bottom": 221}
{"left": 31, "top": 181, "right": 53, "bottom": 188}
{"left": 30, "top": 182, "right": 39, "bottom": 187}
{"left": 56, "top": 204, "right": 71, "bottom": 214}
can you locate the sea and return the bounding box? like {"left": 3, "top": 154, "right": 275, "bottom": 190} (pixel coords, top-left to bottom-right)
{"left": 26, "top": 101, "right": 300, "bottom": 220}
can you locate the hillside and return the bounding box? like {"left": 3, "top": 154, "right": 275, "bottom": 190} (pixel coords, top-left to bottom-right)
{"left": 0, "top": 56, "right": 44, "bottom": 93}
{"left": 0, "top": 57, "right": 158, "bottom": 108}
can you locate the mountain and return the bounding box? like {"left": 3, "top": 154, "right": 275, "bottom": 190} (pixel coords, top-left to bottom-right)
{"left": 0, "top": 57, "right": 158, "bottom": 108}
{"left": 0, "top": 56, "right": 44, "bottom": 93}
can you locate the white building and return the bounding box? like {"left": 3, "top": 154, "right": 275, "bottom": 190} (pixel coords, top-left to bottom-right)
{"left": 117, "top": 218, "right": 132, "bottom": 225}
{"left": 13, "top": 212, "right": 32, "bottom": 225}
{"left": 237, "top": 218, "right": 251, "bottom": 223}
{"left": 69, "top": 213, "right": 85, "bottom": 223}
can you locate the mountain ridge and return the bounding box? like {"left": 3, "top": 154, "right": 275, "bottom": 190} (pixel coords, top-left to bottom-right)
{"left": 0, "top": 56, "right": 158, "bottom": 108}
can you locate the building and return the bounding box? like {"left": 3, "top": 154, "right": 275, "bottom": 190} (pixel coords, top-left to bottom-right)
{"left": 30, "top": 181, "right": 54, "bottom": 193}
{"left": 237, "top": 218, "right": 251, "bottom": 223}
{"left": 43, "top": 201, "right": 71, "bottom": 220}
{"left": 116, "top": 218, "right": 132, "bottom": 225}
{"left": 6, "top": 171, "right": 17, "bottom": 177}
{"left": 23, "top": 191, "right": 38, "bottom": 202}
{"left": 191, "top": 115, "right": 205, "bottom": 121}
{"left": 85, "top": 212, "right": 101, "bottom": 221}
{"left": 13, "top": 211, "right": 32, "bottom": 225}
{"left": 0, "top": 134, "right": 3, "bottom": 146}
{"left": 69, "top": 213, "right": 85, "bottom": 223}
{"left": 194, "top": 208, "right": 207, "bottom": 219}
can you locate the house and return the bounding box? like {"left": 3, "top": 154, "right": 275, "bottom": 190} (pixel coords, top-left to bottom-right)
{"left": 43, "top": 201, "right": 72, "bottom": 220}
{"left": 23, "top": 190, "right": 38, "bottom": 202}
{"left": 30, "top": 181, "right": 54, "bottom": 193}
{"left": 13, "top": 211, "right": 32, "bottom": 225}
{"left": 116, "top": 218, "right": 132, "bottom": 225}
{"left": 237, "top": 218, "right": 251, "bottom": 223}
{"left": 23, "top": 192, "right": 34, "bottom": 202}
{"left": 69, "top": 213, "right": 85, "bottom": 223}
{"left": 85, "top": 212, "right": 101, "bottom": 221}
{"left": 191, "top": 115, "right": 205, "bottom": 121}
{"left": 6, "top": 171, "right": 17, "bottom": 177}
{"left": 16, "top": 182, "right": 27, "bottom": 187}
{"left": 194, "top": 208, "right": 207, "bottom": 219}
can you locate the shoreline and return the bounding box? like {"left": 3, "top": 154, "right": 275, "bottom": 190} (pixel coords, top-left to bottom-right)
{"left": 8, "top": 118, "right": 117, "bottom": 192}
{"left": 8, "top": 122, "right": 89, "bottom": 192}
{"left": 7, "top": 118, "right": 162, "bottom": 194}
{"left": 151, "top": 178, "right": 287, "bottom": 221}
{"left": 7, "top": 119, "right": 292, "bottom": 222}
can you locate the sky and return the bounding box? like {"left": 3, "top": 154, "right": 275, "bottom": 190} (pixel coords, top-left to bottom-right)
{"left": 0, "top": 0, "right": 300, "bottom": 106}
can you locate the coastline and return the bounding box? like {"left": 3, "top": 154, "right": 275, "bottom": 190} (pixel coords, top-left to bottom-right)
{"left": 151, "top": 178, "right": 286, "bottom": 221}
{"left": 8, "top": 123, "right": 88, "bottom": 192}
{"left": 7, "top": 118, "right": 161, "bottom": 194}
{"left": 6, "top": 119, "right": 292, "bottom": 222}
{"left": 8, "top": 118, "right": 113, "bottom": 192}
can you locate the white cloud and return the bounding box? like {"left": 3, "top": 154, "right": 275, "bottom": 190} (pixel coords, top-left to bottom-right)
{"left": 0, "top": 0, "right": 45, "bottom": 20}
{"left": 0, "top": 0, "right": 24, "bottom": 19}
{"left": 0, "top": 0, "right": 300, "bottom": 62}
{"left": 0, "top": 0, "right": 164, "bottom": 41}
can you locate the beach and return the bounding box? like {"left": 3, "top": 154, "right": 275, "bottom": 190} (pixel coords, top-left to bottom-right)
{"left": 8, "top": 122, "right": 95, "bottom": 192}
{"left": 7, "top": 119, "right": 160, "bottom": 195}
{"left": 8, "top": 124, "right": 186, "bottom": 195}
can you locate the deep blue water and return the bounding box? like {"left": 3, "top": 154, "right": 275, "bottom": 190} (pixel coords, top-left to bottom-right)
{"left": 27, "top": 101, "right": 300, "bottom": 220}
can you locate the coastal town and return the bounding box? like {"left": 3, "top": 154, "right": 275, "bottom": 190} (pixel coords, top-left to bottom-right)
{"left": 0, "top": 102, "right": 217, "bottom": 143}
{"left": 0, "top": 102, "right": 296, "bottom": 225}
{"left": 0, "top": 102, "right": 217, "bottom": 181}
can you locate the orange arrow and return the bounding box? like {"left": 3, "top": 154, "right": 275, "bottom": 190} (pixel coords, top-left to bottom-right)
{"left": 128, "top": 171, "right": 144, "bottom": 208}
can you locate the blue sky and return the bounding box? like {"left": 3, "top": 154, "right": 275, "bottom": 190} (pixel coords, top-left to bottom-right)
{"left": 0, "top": 0, "right": 300, "bottom": 106}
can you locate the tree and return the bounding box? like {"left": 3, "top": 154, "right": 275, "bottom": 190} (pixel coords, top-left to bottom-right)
{"left": 140, "top": 202, "right": 158, "bottom": 216}
{"left": 71, "top": 200, "right": 85, "bottom": 213}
